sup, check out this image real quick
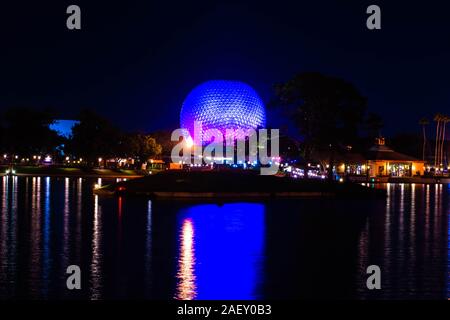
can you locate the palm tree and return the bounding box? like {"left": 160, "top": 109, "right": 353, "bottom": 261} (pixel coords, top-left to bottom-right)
{"left": 439, "top": 115, "right": 449, "bottom": 168}
{"left": 419, "top": 117, "right": 429, "bottom": 161}
{"left": 434, "top": 114, "right": 442, "bottom": 168}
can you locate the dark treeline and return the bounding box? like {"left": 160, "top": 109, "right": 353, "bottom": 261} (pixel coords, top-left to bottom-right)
{"left": 0, "top": 108, "right": 169, "bottom": 168}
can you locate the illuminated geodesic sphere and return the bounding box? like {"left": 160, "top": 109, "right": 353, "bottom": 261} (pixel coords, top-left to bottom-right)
{"left": 180, "top": 80, "right": 266, "bottom": 141}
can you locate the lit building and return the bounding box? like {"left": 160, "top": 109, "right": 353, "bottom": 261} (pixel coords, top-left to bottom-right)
{"left": 335, "top": 138, "right": 425, "bottom": 178}
{"left": 366, "top": 138, "right": 425, "bottom": 177}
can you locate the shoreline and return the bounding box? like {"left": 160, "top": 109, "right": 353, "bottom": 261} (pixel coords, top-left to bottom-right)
{"left": 0, "top": 173, "right": 144, "bottom": 178}
{"left": 2, "top": 171, "right": 449, "bottom": 184}
{"left": 348, "top": 176, "right": 450, "bottom": 184}
{"left": 0, "top": 165, "right": 146, "bottom": 179}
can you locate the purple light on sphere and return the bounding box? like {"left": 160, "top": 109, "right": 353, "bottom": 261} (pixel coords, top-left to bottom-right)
{"left": 180, "top": 80, "right": 266, "bottom": 141}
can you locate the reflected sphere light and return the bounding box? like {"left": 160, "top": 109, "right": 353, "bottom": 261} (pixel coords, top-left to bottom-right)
{"left": 180, "top": 80, "right": 266, "bottom": 141}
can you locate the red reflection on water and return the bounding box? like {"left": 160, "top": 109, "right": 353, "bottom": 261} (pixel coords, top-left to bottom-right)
{"left": 175, "top": 218, "right": 197, "bottom": 300}
{"left": 118, "top": 196, "right": 123, "bottom": 218}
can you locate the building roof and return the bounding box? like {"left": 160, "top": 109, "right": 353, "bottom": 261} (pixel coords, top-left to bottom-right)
{"left": 334, "top": 152, "right": 366, "bottom": 163}
{"left": 335, "top": 144, "right": 424, "bottom": 163}
{"left": 366, "top": 144, "right": 424, "bottom": 162}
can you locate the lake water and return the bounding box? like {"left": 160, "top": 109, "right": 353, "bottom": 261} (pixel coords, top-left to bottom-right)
{"left": 0, "top": 176, "right": 448, "bottom": 299}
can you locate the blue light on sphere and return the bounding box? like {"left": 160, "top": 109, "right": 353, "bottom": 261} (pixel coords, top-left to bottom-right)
{"left": 180, "top": 80, "right": 266, "bottom": 140}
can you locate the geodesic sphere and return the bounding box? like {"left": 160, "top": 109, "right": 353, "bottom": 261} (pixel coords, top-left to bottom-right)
{"left": 180, "top": 80, "right": 266, "bottom": 141}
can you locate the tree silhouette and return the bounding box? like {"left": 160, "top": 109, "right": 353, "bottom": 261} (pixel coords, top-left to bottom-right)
{"left": 419, "top": 117, "right": 429, "bottom": 161}
{"left": 273, "top": 72, "right": 367, "bottom": 180}
{"left": 433, "top": 113, "right": 448, "bottom": 170}
{"left": 439, "top": 115, "right": 449, "bottom": 169}
{"left": 124, "top": 133, "right": 162, "bottom": 163}
{"left": 365, "top": 112, "right": 384, "bottom": 139}
{"left": 1, "top": 107, "right": 62, "bottom": 157}
{"left": 67, "top": 109, "right": 122, "bottom": 165}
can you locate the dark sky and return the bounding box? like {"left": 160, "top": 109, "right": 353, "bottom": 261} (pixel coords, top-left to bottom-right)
{"left": 1, "top": 0, "right": 450, "bottom": 136}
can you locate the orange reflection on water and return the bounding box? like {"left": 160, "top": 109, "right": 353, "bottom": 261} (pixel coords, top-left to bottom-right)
{"left": 175, "top": 218, "right": 197, "bottom": 300}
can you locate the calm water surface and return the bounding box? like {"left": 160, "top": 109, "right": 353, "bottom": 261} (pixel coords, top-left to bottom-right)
{"left": 0, "top": 176, "right": 448, "bottom": 299}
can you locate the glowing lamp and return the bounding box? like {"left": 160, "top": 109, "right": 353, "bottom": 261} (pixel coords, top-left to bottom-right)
{"left": 185, "top": 136, "right": 194, "bottom": 148}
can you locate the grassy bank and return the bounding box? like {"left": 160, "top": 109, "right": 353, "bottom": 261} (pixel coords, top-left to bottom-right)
{"left": 0, "top": 165, "right": 145, "bottom": 178}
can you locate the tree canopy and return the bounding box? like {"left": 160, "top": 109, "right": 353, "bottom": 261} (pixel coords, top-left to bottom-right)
{"left": 0, "top": 107, "right": 62, "bottom": 156}
{"left": 274, "top": 72, "right": 367, "bottom": 160}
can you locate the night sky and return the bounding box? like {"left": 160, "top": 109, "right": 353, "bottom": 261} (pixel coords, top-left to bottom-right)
{"left": 1, "top": 0, "right": 450, "bottom": 135}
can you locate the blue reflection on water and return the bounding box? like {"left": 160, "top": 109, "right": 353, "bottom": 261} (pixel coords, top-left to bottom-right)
{"left": 175, "top": 203, "right": 265, "bottom": 300}
{"left": 42, "top": 177, "right": 51, "bottom": 296}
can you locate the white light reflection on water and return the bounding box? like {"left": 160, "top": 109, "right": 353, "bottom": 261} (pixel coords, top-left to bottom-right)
{"left": 448, "top": 191, "right": 450, "bottom": 300}
{"left": 90, "top": 194, "right": 102, "bottom": 300}
{"left": 0, "top": 176, "right": 9, "bottom": 295}
{"left": 29, "top": 177, "right": 41, "bottom": 297}
{"left": 0, "top": 176, "right": 18, "bottom": 296}
{"left": 75, "top": 178, "right": 82, "bottom": 261}
{"left": 145, "top": 200, "right": 153, "bottom": 297}
{"left": 358, "top": 183, "right": 449, "bottom": 299}
{"left": 62, "top": 178, "right": 70, "bottom": 282}
{"left": 174, "top": 218, "right": 197, "bottom": 300}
